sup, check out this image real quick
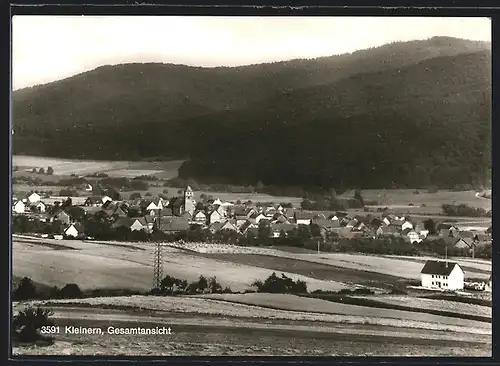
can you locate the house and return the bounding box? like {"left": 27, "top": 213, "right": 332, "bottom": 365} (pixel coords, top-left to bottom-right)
{"left": 157, "top": 217, "right": 190, "bottom": 233}
{"left": 345, "top": 219, "right": 358, "bottom": 229}
{"left": 484, "top": 275, "right": 492, "bottom": 292}
{"left": 12, "top": 200, "right": 25, "bottom": 214}
{"left": 36, "top": 201, "right": 47, "bottom": 213}
{"left": 192, "top": 210, "right": 207, "bottom": 224}
{"left": 51, "top": 210, "right": 71, "bottom": 225}
{"left": 270, "top": 223, "right": 296, "bottom": 238}
{"left": 420, "top": 260, "right": 464, "bottom": 291}
{"left": 284, "top": 208, "right": 295, "bottom": 221}
{"left": 112, "top": 217, "right": 147, "bottom": 232}
{"left": 382, "top": 217, "right": 391, "bottom": 226}
{"left": 265, "top": 207, "right": 277, "bottom": 218}
{"left": 251, "top": 213, "right": 267, "bottom": 224}
{"left": 439, "top": 228, "right": 459, "bottom": 238}
{"left": 208, "top": 209, "right": 223, "bottom": 224}
{"left": 168, "top": 187, "right": 196, "bottom": 216}
{"left": 376, "top": 225, "right": 399, "bottom": 237}
{"left": 474, "top": 234, "right": 491, "bottom": 243}
{"left": 84, "top": 196, "right": 111, "bottom": 207}
{"left": 459, "top": 231, "right": 476, "bottom": 239}
{"left": 405, "top": 230, "right": 422, "bottom": 243}
{"left": 272, "top": 214, "right": 291, "bottom": 225}
{"left": 240, "top": 220, "right": 258, "bottom": 234}
{"left": 64, "top": 223, "right": 84, "bottom": 238}
{"left": 219, "top": 220, "right": 238, "bottom": 232}
{"left": 27, "top": 192, "right": 41, "bottom": 204}
{"left": 312, "top": 218, "right": 340, "bottom": 231}
{"left": 486, "top": 226, "right": 492, "bottom": 235}
{"left": 295, "top": 211, "right": 315, "bottom": 225}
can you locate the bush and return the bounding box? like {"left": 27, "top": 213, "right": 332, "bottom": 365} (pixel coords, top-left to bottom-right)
{"left": 12, "top": 305, "right": 55, "bottom": 343}
{"left": 253, "top": 272, "right": 308, "bottom": 294}
{"left": 13, "top": 277, "right": 38, "bottom": 301}
{"left": 58, "top": 284, "right": 83, "bottom": 299}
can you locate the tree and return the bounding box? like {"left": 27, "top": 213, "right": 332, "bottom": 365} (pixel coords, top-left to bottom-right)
{"left": 46, "top": 166, "right": 54, "bottom": 175}
{"left": 208, "top": 276, "right": 223, "bottom": 293}
{"left": 145, "top": 192, "right": 152, "bottom": 197}
{"left": 256, "top": 181, "right": 265, "bottom": 192}
{"left": 130, "top": 192, "right": 142, "bottom": 200}
{"left": 58, "top": 284, "right": 83, "bottom": 299}
{"left": 13, "top": 277, "right": 38, "bottom": 301}
{"left": 423, "top": 218, "right": 437, "bottom": 235}
{"left": 38, "top": 167, "right": 45, "bottom": 175}
{"left": 12, "top": 305, "right": 55, "bottom": 343}
{"left": 61, "top": 197, "right": 72, "bottom": 208}
{"left": 67, "top": 206, "right": 85, "bottom": 222}
{"left": 31, "top": 168, "right": 37, "bottom": 173}
{"left": 354, "top": 190, "right": 365, "bottom": 206}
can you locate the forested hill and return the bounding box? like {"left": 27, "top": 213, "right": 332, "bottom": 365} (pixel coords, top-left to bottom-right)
{"left": 12, "top": 37, "right": 491, "bottom": 189}
{"left": 178, "top": 51, "right": 491, "bottom": 189}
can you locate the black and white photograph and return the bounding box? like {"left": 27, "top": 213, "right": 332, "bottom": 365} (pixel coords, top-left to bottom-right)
{"left": 10, "top": 15, "right": 492, "bottom": 357}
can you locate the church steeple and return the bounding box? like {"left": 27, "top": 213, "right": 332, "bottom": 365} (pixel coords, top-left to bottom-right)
{"left": 184, "top": 186, "right": 195, "bottom": 216}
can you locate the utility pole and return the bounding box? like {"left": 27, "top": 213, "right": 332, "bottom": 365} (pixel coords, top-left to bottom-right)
{"left": 317, "top": 239, "right": 320, "bottom": 255}
{"left": 153, "top": 207, "right": 163, "bottom": 289}
{"left": 153, "top": 241, "right": 163, "bottom": 289}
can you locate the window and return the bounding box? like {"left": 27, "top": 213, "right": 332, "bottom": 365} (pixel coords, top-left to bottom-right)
{"left": 432, "top": 275, "right": 434, "bottom": 278}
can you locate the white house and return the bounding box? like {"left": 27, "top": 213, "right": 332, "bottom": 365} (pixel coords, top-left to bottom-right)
{"left": 12, "top": 200, "right": 25, "bottom": 214}
{"left": 406, "top": 230, "right": 422, "bottom": 243}
{"left": 35, "top": 201, "right": 47, "bottom": 213}
{"left": 485, "top": 275, "right": 492, "bottom": 292}
{"left": 64, "top": 224, "right": 83, "bottom": 238}
{"left": 27, "top": 192, "right": 41, "bottom": 204}
{"left": 420, "top": 260, "right": 464, "bottom": 291}
{"left": 209, "top": 209, "right": 223, "bottom": 224}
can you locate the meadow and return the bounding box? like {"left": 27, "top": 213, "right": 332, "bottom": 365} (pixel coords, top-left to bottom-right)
{"left": 12, "top": 155, "right": 184, "bottom": 179}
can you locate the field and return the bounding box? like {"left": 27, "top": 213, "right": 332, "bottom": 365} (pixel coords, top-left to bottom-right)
{"left": 12, "top": 238, "right": 349, "bottom": 292}
{"left": 340, "top": 188, "right": 491, "bottom": 211}
{"left": 12, "top": 237, "right": 492, "bottom": 356}
{"left": 168, "top": 242, "right": 491, "bottom": 282}
{"left": 12, "top": 155, "right": 185, "bottom": 179}
{"left": 12, "top": 305, "right": 491, "bottom": 356}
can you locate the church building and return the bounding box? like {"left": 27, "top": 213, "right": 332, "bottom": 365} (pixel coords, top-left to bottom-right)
{"left": 167, "top": 186, "right": 196, "bottom": 217}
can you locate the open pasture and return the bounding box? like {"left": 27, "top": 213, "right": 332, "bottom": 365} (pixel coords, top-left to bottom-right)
{"left": 13, "top": 155, "right": 185, "bottom": 179}
{"left": 13, "top": 304, "right": 491, "bottom": 356}
{"left": 352, "top": 294, "right": 492, "bottom": 318}
{"left": 341, "top": 189, "right": 491, "bottom": 211}
{"left": 31, "top": 295, "right": 490, "bottom": 334}
{"left": 12, "top": 238, "right": 349, "bottom": 293}
{"left": 195, "top": 293, "right": 490, "bottom": 329}
{"left": 171, "top": 243, "right": 490, "bottom": 282}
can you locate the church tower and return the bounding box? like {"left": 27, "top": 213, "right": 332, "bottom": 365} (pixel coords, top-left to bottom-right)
{"left": 184, "top": 185, "right": 196, "bottom": 216}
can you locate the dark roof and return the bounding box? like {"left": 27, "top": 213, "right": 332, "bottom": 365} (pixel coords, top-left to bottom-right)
{"left": 86, "top": 196, "right": 104, "bottom": 204}
{"left": 420, "top": 260, "right": 462, "bottom": 276}
{"left": 459, "top": 231, "right": 475, "bottom": 238}
{"left": 312, "top": 218, "right": 340, "bottom": 229}
{"left": 168, "top": 196, "right": 184, "bottom": 208}
{"left": 158, "top": 217, "right": 189, "bottom": 232}
{"left": 271, "top": 223, "right": 296, "bottom": 232}
{"left": 295, "top": 211, "right": 315, "bottom": 220}
{"left": 111, "top": 217, "right": 136, "bottom": 228}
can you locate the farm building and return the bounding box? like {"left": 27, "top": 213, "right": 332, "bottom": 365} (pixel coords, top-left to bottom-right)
{"left": 295, "top": 211, "right": 315, "bottom": 225}
{"left": 64, "top": 223, "right": 84, "bottom": 238}
{"left": 12, "top": 200, "right": 25, "bottom": 214}
{"left": 26, "top": 192, "right": 41, "bottom": 204}
{"left": 420, "top": 260, "right": 464, "bottom": 291}
{"left": 84, "top": 195, "right": 112, "bottom": 207}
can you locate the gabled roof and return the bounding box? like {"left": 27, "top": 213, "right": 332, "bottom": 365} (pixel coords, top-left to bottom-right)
{"left": 270, "top": 223, "right": 296, "bottom": 232}
{"left": 158, "top": 217, "right": 189, "bottom": 232}
{"left": 312, "top": 218, "right": 340, "bottom": 229}
{"left": 193, "top": 210, "right": 206, "bottom": 217}
{"left": 459, "top": 231, "right": 475, "bottom": 238}
{"left": 111, "top": 217, "right": 136, "bottom": 228}
{"left": 475, "top": 233, "right": 490, "bottom": 242}
{"left": 420, "top": 260, "right": 462, "bottom": 276}
{"left": 295, "top": 211, "right": 315, "bottom": 220}
{"left": 85, "top": 196, "right": 104, "bottom": 204}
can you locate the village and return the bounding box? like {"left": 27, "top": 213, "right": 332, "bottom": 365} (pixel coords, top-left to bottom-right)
{"left": 12, "top": 185, "right": 492, "bottom": 293}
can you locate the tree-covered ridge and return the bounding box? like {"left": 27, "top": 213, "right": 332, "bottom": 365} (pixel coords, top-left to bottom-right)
{"left": 179, "top": 51, "right": 491, "bottom": 189}
{"left": 12, "top": 38, "right": 491, "bottom": 189}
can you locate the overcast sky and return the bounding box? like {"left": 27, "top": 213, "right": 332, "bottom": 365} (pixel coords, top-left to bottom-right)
{"left": 12, "top": 16, "right": 491, "bottom": 90}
